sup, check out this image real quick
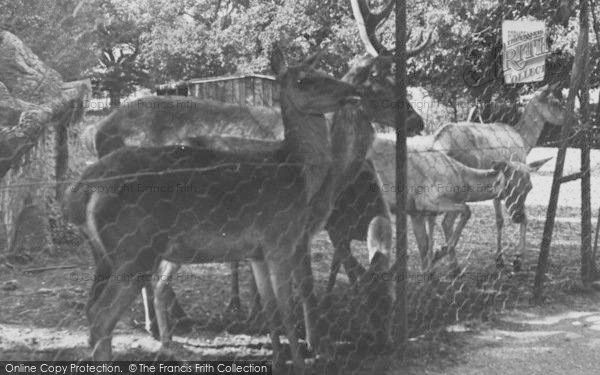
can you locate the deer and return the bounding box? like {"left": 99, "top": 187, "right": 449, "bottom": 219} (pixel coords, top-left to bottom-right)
{"left": 426, "top": 83, "right": 574, "bottom": 268}
{"left": 330, "top": 215, "right": 394, "bottom": 353}
{"left": 369, "top": 135, "right": 548, "bottom": 275}
{"left": 80, "top": 0, "right": 430, "bottom": 336}
{"left": 64, "top": 47, "right": 369, "bottom": 373}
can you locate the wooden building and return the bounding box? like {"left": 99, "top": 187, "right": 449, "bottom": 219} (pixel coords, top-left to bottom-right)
{"left": 155, "top": 74, "right": 280, "bottom": 108}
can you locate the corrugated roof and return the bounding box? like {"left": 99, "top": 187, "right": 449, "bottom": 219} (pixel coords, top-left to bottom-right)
{"left": 155, "top": 74, "right": 276, "bottom": 90}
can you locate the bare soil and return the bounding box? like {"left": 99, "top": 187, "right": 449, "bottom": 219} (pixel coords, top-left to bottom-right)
{"left": 1, "top": 199, "right": 598, "bottom": 374}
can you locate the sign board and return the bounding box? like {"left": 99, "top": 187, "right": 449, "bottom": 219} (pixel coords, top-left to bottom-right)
{"left": 502, "top": 20, "right": 548, "bottom": 84}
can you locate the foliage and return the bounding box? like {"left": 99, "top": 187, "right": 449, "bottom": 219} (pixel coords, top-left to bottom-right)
{"left": 408, "top": 0, "right": 597, "bottom": 124}
{"left": 88, "top": 1, "right": 149, "bottom": 106}
{"left": 0, "top": 0, "right": 99, "bottom": 80}
{"left": 1, "top": 0, "right": 595, "bottom": 112}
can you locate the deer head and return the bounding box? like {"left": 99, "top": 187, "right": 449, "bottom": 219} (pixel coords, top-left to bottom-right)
{"left": 271, "top": 44, "right": 361, "bottom": 115}
{"left": 346, "top": 0, "right": 434, "bottom": 136}
{"left": 529, "top": 82, "right": 575, "bottom": 127}
{"left": 492, "top": 161, "right": 534, "bottom": 224}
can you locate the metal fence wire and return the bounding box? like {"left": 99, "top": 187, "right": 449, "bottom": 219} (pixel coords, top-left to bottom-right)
{"left": 1, "top": 1, "right": 600, "bottom": 375}
{"left": 2, "top": 75, "right": 590, "bottom": 375}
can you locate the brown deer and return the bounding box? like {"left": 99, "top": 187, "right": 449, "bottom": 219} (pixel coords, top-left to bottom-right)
{"left": 82, "top": 0, "right": 430, "bottom": 333}
{"left": 355, "top": 215, "right": 394, "bottom": 350}
{"left": 64, "top": 48, "right": 364, "bottom": 373}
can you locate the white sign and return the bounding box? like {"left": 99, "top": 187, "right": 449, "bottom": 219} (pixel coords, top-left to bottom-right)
{"left": 502, "top": 20, "right": 548, "bottom": 84}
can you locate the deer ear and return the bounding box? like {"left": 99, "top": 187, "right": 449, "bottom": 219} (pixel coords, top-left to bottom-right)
{"left": 270, "top": 44, "right": 287, "bottom": 75}
{"left": 527, "top": 157, "right": 553, "bottom": 172}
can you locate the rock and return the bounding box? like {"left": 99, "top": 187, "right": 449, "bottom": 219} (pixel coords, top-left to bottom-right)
{"left": 0, "top": 31, "right": 88, "bottom": 262}
{"left": 0, "top": 31, "right": 63, "bottom": 104}
{"left": 8, "top": 194, "right": 53, "bottom": 257}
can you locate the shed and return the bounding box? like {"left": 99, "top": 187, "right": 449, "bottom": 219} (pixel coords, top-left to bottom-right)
{"left": 155, "top": 74, "right": 280, "bottom": 108}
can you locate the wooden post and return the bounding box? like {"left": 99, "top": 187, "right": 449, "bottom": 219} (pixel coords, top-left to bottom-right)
{"left": 579, "top": 0, "right": 594, "bottom": 285}
{"left": 534, "top": 0, "right": 590, "bottom": 301}
{"left": 394, "top": 0, "right": 408, "bottom": 351}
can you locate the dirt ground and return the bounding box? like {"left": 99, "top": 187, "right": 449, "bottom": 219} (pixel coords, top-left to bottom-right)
{"left": 1, "top": 199, "right": 598, "bottom": 374}
{"left": 402, "top": 293, "right": 600, "bottom": 375}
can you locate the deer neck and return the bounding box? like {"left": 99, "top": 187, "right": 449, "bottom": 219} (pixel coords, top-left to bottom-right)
{"left": 460, "top": 167, "right": 501, "bottom": 202}
{"left": 513, "top": 101, "right": 545, "bottom": 152}
{"left": 280, "top": 102, "right": 332, "bottom": 199}
{"left": 330, "top": 106, "right": 375, "bottom": 191}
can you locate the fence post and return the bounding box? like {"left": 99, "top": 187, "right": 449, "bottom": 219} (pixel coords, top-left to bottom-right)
{"left": 393, "top": 0, "right": 408, "bottom": 352}
{"left": 534, "top": 0, "right": 591, "bottom": 301}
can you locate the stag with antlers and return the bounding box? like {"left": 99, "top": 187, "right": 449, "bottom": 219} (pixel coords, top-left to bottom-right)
{"left": 79, "top": 0, "right": 432, "bottom": 336}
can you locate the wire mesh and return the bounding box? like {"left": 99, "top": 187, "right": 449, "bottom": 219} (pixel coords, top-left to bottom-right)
{"left": 1, "top": 3, "right": 599, "bottom": 375}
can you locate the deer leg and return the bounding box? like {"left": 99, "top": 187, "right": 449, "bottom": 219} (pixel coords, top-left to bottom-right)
{"left": 326, "top": 234, "right": 346, "bottom": 293}
{"left": 267, "top": 255, "right": 307, "bottom": 374}
{"left": 142, "top": 284, "right": 157, "bottom": 338}
{"left": 246, "top": 271, "right": 262, "bottom": 325}
{"left": 227, "top": 261, "right": 242, "bottom": 313}
{"left": 513, "top": 213, "right": 527, "bottom": 273}
{"left": 410, "top": 214, "right": 432, "bottom": 273}
{"left": 342, "top": 248, "right": 366, "bottom": 288}
{"left": 85, "top": 255, "right": 112, "bottom": 326}
{"left": 441, "top": 211, "right": 458, "bottom": 244}
{"left": 518, "top": 213, "right": 527, "bottom": 255}
{"left": 87, "top": 263, "right": 146, "bottom": 361}
{"left": 153, "top": 260, "right": 181, "bottom": 349}
{"left": 249, "top": 260, "right": 283, "bottom": 369}
{"left": 142, "top": 282, "right": 189, "bottom": 340}
{"left": 427, "top": 215, "right": 447, "bottom": 264}
{"left": 328, "top": 232, "right": 366, "bottom": 293}
{"left": 444, "top": 204, "right": 472, "bottom": 275}
{"left": 293, "top": 237, "right": 320, "bottom": 356}
{"left": 493, "top": 198, "right": 505, "bottom": 268}
{"left": 365, "top": 216, "right": 393, "bottom": 350}
{"left": 437, "top": 212, "right": 458, "bottom": 263}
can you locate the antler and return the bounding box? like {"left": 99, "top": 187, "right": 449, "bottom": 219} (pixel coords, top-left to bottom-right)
{"left": 350, "top": 0, "right": 394, "bottom": 56}
{"left": 350, "top": 0, "right": 433, "bottom": 57}
{"left": 407, "top": 29, "right": 433, "bottom": 58}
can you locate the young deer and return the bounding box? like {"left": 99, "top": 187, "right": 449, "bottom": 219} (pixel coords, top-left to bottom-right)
{"left": 430, "top": 84, "right": 573, "bottom": 267}
{"left": 64, "top": 48, "right": 362, "bottom": 373}
{"left": 370, "top": 136, "right": 544, "bottom": 274}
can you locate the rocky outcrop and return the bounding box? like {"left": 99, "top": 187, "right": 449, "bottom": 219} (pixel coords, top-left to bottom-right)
{"left": 0, "top": 31, "right": 89, "bottom": 259}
